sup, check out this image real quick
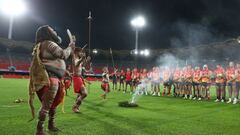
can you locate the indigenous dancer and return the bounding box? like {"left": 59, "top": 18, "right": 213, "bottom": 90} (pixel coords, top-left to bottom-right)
{"left": 226, "top": 62, "right": 236, "bottom": 104}
{"left": 29, "top": 25, "right": 74, "bottom": 135}
{"left": 72, "top": 48, "right": 91, "bottom": 113}
{"left": 173, "top": 66, "right": 181, "bottom": 97}
{"left": 119, "top": 69, "right": 125, "bottom": 91}
{"left": 234, "top": 63, "right": 240, "bottom": 104}
{"left": 63, "top": 65, "right": 72, "bottom": 96}
{"left": 192, "top": 66, "right": 201, "bottom": 100}
{"left": 184, "top": 65, "right": 193, "bottom": 99}
{"left": 101, "top": 67, "right": 110, "bottom": 99}
{"left": 152, "top": 67, "right": 161, "bottom": 96}
{"left": 124, "top": 68, "right": 132, "bottom": 93}
{"left": 111, "top": 68, "right": 118, "bottom": 90}
{"left": 214, "top": 64, "right": 226, "bottom": 102}
{"left": 162, "top": 66, "right": 172, "bottom": 96}
{"left": 200, "top": 64, "right": 211, "bottom": 100}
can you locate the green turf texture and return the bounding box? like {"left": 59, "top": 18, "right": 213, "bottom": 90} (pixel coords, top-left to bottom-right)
{"left": 0, "top": 78, "right": 239, "bottom": 135}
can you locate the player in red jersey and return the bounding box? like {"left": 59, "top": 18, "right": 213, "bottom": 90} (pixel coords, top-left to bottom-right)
{"left": 214, "top": 64, "right": 226, "bottom": 102}
{"left": 149, "top": 67, "right": 155, "bottom": 94}
{"left": 152, "top": 67, "right": 161, "bottom": 96}
{"left": 200, "top": 64, "right": 211, "bottom": 100}
{"left": 119, "top": 69, "right": 125, "bottom": 91}
{"left": 162, "top": 66, "right": 172, "bottom": 96}
{"left": 184, "top": 65, "right": 193, "bottom": 99}
{"left": 140, "top": 68, "right": 148, "bottom": 95}
{"left": 124, "top": 68, "right": 132, "bottom": 93}
{"left": 131, "top": 68, "right": 140, "bottom": 93}
{"left": 111, "top": 68, "right": 118, "bottom": 91}
{"left": 173, "top": 66, "right": 181, "bottom": 97}
{"left": 192, "top": 66, "right": 201, "bottom": 100}
{"left": 234, "top": 63, "right": 240, "bottom": 104}
{"left": 140, "top": 68, "right": 148, "bottom": 80}
{"left": 226, "top": 62, "right": 237, "bottom": 103}
{"left": 179, "top": 67, "right": 186, "bottom": 97}
{"left": 101, "top": 67, "right": 110, "bottom": 99}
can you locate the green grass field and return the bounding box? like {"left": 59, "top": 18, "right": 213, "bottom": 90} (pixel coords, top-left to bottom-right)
{"left": 0, "top": 78, "right": 240, "bottom": 135}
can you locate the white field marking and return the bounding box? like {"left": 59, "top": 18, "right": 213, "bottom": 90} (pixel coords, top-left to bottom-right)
{"left": 1, "top": 105, "right": 21, "bottom": 108}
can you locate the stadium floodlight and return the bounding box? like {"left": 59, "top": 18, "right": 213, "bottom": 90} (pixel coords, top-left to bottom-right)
{"left": 134, "top": 49, "right": 138, "bottom": 55}
{"left": 131, "top": 16, "right": 146, "bottom": 28}
{"left": 92, "top": 49, "right": 98, "bottom": 54}
{"left": 140, "top": 50, "right": 144, "bottom": 55}
{"left": 144, "top": 49, "right": 150, "bottom": 56}
{"left": 0, "top": 0, "right": 27, "bottom": 16}
{"left": 0, "top": 0, "right": 27, "bottom": 39}
{"left": 237, "top": 36, "right": 240, "bottom": 44}
{"left": 131, "top": 15, "right": 146, "bottom": 54}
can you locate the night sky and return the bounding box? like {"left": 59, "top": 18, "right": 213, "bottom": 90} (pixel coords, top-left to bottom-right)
{"left": 0, "top": 0, "right": 240, "bottom": 49}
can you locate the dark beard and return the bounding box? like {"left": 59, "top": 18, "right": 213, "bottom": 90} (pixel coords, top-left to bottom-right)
{"left": 51, "top": 34, "right": 62, "bottom": 44}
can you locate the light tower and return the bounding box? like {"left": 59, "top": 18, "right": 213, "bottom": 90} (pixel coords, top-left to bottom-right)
{"left": 0, "top": 0, "right": 27, "bottom": 39}
{"left": 131, "top": 16, "right": 146, "bottom": 54}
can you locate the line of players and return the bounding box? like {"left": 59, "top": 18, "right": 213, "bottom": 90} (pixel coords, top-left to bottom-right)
{"left": 110, "top": 61, "right": 240, "bottom": 104}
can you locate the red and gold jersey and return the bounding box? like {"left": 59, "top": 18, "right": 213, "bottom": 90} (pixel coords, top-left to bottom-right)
{"left": 226, "top": 67, "right": 236, "bottom": 82}
{"left": 132, "top": 71, "right": 139, "bottom": 80}
{"left": 235, "top": 68, "right": 240, "bottom": 82}
{"left": 185, "top": 69, "right": 193, "bottom": 79}
{"left": 180, "top": 68, "right": 186, "bottom": 81}
{"left": 201, "top": 69, "right": 210, "bottom": 83}
{"left": 193, "top": 69, "right": 201, "bottom": 83}
{"left": 173, "top": 68, "right": 181, "bottom": 81}
{"left": 214, "top": 67, "right": 225, "bottom": 83}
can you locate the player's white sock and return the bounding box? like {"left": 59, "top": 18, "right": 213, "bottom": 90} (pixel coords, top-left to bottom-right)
{"left": 233, "top": 98, "right": 238, "bottom": 104}
{"left": 189, "top": 95, "right": 192, "bottom": 100}
{"left": 157, "top": 92, "right": 160, "bottom": 96}
{"left": 215, "top": 99, "right": 219, "bottom": 102}
{"left": 227, "top": 98, "right": 232, "bottom": 103}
